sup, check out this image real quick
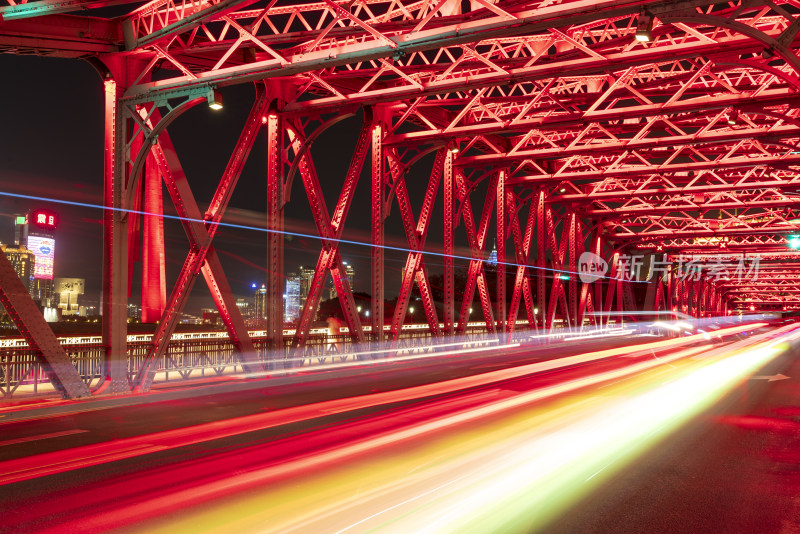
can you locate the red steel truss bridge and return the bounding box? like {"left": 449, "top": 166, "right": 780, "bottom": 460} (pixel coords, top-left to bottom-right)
{"left": 3, "top": 0, "right": 800, "bottom": 398}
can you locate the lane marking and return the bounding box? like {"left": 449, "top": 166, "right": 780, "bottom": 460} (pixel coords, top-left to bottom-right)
{"left": 0, "top": 429, "right": 88, "bottom": 447}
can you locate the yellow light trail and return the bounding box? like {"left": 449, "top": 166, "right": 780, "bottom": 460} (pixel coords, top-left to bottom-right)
{"left": 121, "top": 324, "right": 799, "bottom": 534}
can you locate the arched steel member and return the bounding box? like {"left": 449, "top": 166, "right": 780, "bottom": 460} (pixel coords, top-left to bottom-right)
{"left": 132, "top": 83, "right": 270, "bottom": 392}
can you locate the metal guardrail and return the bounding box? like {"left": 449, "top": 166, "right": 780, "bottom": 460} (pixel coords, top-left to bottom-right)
{"left": 0, "top": 321, "right": 531, "bottom": 399}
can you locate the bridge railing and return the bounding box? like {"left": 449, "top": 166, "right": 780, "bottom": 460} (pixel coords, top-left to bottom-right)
{"left": 0, "top": 321, "right": 535, "bottom": 400}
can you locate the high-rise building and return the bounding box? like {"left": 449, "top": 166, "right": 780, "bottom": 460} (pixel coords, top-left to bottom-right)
{"left": 127, "top": 303, "right": 141, "bottom": 321}
{"left": 329, "top": 261, "right": 356, "bottom": 300}
{"left": 235, "top": 298, "right": 254, "bottom": 326}
{"left": 253, "top": 283, "right": 268, "bottom": 327}
{"left": 298, "top": 265, "right": 315, "bottom": 307}
{"left": 13, "top": 214, "right": 28, "bottom": 249}
{"left": 487, "top": 243, "right": 498, "bottom": 267}
{"left": 284, "top": 275, "right": 301, "bottom": 324}
{"left": 24, "top": 209, "right": 58, "bottom": 306}
{"left": 1, "top": 243, "right": 36, "bottom": 294}
{"left": 343, "top": 261, "right": 355, "bottom": 289}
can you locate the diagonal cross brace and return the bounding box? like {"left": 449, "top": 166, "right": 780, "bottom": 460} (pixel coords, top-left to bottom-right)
{"left": 132, "top": 91, "right": 268, "bottom": 391}
{"left": 288, "top": 116, "right": 369, "bottom": 349}
{"left": 546, "top": 209, "right": 571, "bottom": 329}
{"left": 388, "top": 148, "right": 443, "bottom": 340}
{"left": 507, "top": 191, "right": 536, "bottom": 332}
{"left": 456, "top": 170, "right": 497, "bottom": 334}
{"left": 0, "top": 252, "right": 91, "bottom": 399}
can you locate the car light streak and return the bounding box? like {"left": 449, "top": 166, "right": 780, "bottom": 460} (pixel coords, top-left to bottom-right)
{"left": 24, "top": 342, "right": 727, "bottom": 532}
{"left": 106, "top": 325, "right": 798, "bottom": 534}
{"left": 239, "top": 339, "right": 510, "bottom": 379}
{"left": 0, "top": 323, "right": 764, "bottom": 487}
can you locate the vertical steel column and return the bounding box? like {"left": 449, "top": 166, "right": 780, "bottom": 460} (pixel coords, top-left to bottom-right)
{"left": 666, "top": 267, "right": 674, "bottom": 312}
{"left": 100, "top": 76, "right": 129, "bottom": 394}
{"left": 591, "top": 233, "right": 604, "bottom": 325}
{"left": 266, "top": 111, "right": 285, "bottom": 354}
{"left": 547, "top": 216, "right": 568, "bottom": 330}
{"left": 536, "top": 189, "right": 546, "bottom": 327}
{"left": 371, "top": 113, "right": 385, "bottom": 345}
{"left": 141, "top": 151, "right": 166, "bottom": 323}
{"left": 577, "top": 228, "right": 596, "bottom": 326}
{"left": 443, "top": 149, "right": 455, "bottom": 335}
{"left": 126, "top": 133, "right": 143, "bottom": 300}
{"left": 568, "top": 213, "right": 578, "bottom": 326}
{"left": 604, "top": 251, "right": 620, "bottom": 318}
{"left": 655, "top": 276, "right": 665, "bottom": 313}
{"left": 496, "top": 169, "right": 506, "bottom": 332}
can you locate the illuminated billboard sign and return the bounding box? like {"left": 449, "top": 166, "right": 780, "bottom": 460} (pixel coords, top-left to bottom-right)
{"left": 30, "top": 209, "right": 58, "bottom": 230}
{"left": 28, "top": 235, "right": 55, "bottom": 280}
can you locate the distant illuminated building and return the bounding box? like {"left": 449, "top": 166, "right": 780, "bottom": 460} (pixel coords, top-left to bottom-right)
{"left": 487, "top": 243, "right": 498, "bottom": 267}
{"left": 54, "top": 278, "right": 85, "bottom": 316}
{"left": 285, "top": 276, "right": 301, "bottom": 324}
{"left": 254, "top": 283, "right": 268, "bottom": 326}
{"left": 13, "top": 214, "right": 28, "bottom": 249}
{"left": 24, "top": 209, "right": 58, "bottom": 306}
{"left": 343, "top": 261, "right": 355, "bottom": 289}
{"left": 329, "top": 261, "right": 356, "bottom": 299}
{"left": 298, "top": 265, "right": 315, "bottom": 308}
{"left": 235, "top": 298, "right": 254, "bottom": 326}
{"left": 127, "top": 303, "right": 141, "bottom": 321}
{"left": 1, "top": 243, "right": 36, "bottom": 294}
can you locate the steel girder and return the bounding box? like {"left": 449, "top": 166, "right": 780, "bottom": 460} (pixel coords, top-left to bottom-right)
{"left": 100, "top": 72, "right": 130, "bottom": 395}
{"left": 266, "top": 108, "right": 285, "bottom": 354}
{"left": 371, "top": 110, "right": 387, "bottom": 345}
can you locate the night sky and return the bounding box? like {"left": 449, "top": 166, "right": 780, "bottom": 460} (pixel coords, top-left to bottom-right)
{"left": 0, "top": 53, "right": 471, "bottom": 316}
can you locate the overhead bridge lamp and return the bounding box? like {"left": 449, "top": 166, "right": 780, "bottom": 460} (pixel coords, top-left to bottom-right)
{"left": 636, "top": 13, "right": 654, "bottom": 42}
{"left": 207, "top": 88, "right": 223, "bottom": 110}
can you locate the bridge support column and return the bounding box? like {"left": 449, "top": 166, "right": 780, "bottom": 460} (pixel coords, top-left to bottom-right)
{"left": 444, "top": 148, "right": 455, "bottom": 335}
{"left": 266, "top": 108, "right": 285, "bottom": 355}
{"left": 496, "top": 169, "right": 507, "bottom": 332}
{"left": 141, "top": 152, "right": 166, "bottom": 323}
{"left": 371, "top": 109, "right": 387, "bottom": 346}
{"left": 100, "top": 74, "right": 130, "bottom": 395}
